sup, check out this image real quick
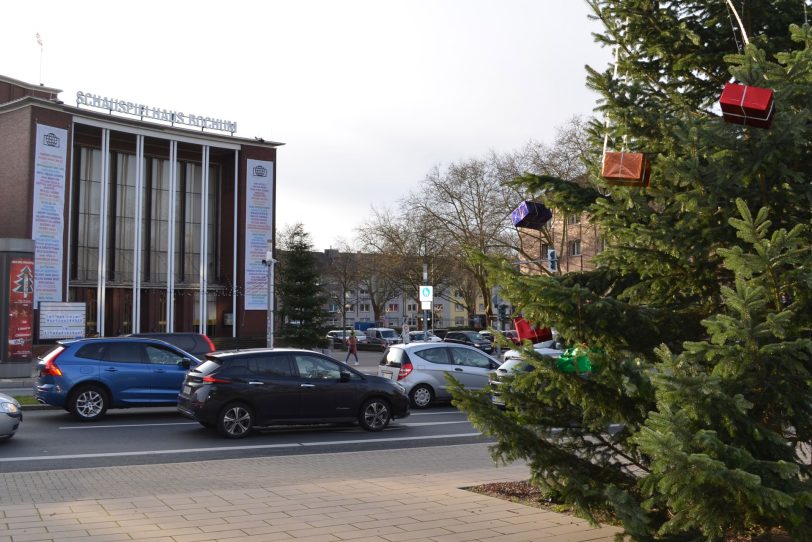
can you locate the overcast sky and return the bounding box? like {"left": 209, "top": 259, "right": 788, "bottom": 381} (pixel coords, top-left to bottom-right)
{"left": 3, "top": 0, "right": 611, "bottom": 251}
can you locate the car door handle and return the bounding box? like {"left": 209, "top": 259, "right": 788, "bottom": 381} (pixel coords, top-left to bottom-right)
{"left": 300, "top": 383, "right": 316, "bottom": 388}
{"left": 248, "top": 381, "right": 264, "bottom": 385}
{"left": 454, "top": 368, "right": 464, "bottom": 372}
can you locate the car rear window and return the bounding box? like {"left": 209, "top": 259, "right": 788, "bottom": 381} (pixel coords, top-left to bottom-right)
{"left": 380, "top": 347, "right": 408, "bottom": 367}
{"left": 193, "top": 359, "right": 223, "bottom": 375}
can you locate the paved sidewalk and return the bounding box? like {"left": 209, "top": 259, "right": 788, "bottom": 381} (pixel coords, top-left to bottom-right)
{"left": 0, "top": 444, "right": 620, "bottom": 541}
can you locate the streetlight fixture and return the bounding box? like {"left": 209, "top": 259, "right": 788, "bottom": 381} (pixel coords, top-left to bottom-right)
{"left": 261, "top": 241, "right": 276, "bottom": 349}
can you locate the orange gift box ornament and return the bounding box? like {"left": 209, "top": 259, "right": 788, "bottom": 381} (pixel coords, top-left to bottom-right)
{"left": 601, "top": 150, "right": 651, "bottom": 187}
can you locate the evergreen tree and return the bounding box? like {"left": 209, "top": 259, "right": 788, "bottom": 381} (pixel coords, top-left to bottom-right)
{"left": 451, "top": 2, "right": 812, "bottom": 540}
{"left": 277, "top": 224, "right": 327, "bottom": 348}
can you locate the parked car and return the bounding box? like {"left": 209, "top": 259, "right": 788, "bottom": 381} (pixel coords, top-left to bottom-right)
{"left": 490, "top": 346, "right": 563, "bottom": 408}
{"left": 177, "top": 348, "right": 410, "bottom": 438}
{"left": 365, "top": 327, "right": 401, "bottom": 347}
{"left": 326, "top": 329, "right": 367, "bottom": 346}
{"left": 0, "top": 392, "right": 22, "bottom": 440}
{"left": 34, "top": 337, "right": 199, "bottom": 421}
{"left": 408, "top": 330, "right": 442, "bottom": 343}
{"left": 443, "top": 330, "right": 493, "bottom": 353}
{"left": 432, "top": 328, "right": 449, "bottom": 339}
{"left": 377, "top": 342, "right": 501, "bottom": 408}
{"left": 503, "top": 330, "right": 521, "bottom": 345}
{"left": 129, "top": 332, "right": 215, "bottom": 358}
{"left": 478, "top": 330, "right": 495, "bottom": 342}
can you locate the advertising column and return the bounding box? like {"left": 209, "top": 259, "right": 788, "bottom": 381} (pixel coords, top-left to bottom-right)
{"left": 0, "top": 239, "right": 36, "bottom": 378}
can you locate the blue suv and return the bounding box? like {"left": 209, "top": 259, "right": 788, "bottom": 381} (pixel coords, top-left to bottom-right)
{"left": 34, "top": 337, "right": 199, "bottom": 421}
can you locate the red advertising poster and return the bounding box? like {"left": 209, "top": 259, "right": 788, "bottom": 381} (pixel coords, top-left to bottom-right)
{"left": 8, "top": 259, "right": 34, "bottom": 359}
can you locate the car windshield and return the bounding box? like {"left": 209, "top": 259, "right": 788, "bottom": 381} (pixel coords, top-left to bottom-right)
{"left": 380, "top": 330, "right": 397, "bottom": 338}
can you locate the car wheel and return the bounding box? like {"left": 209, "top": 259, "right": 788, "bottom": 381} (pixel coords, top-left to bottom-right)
{"left": 409, "top": 384, "right": 434, "bottom": 409}
{"left": 69, "top": 385, "right": 108, "bottom": 422}
{"left": 358, "top": 398, "right": 391, "bottom": 432}
{"left": 217, "top": 403, "right": 253, "bottom": 438}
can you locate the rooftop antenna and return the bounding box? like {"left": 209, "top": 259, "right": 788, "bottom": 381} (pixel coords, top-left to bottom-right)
{"left": 36, "top": 33, "right": 43, "bottom": 85}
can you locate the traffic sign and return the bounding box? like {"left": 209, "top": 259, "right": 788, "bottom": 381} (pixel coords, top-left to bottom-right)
{"left": 419, "top": 285, "right": 433, "bottom": 302}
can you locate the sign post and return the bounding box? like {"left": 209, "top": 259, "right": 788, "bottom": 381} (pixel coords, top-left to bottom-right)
{"left": 419, "top": 284, "right": 433, "bottom": 336}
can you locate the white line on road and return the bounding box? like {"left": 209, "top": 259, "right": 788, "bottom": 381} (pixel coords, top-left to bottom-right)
{"left": 0, "top": 432, "right": 483, "bottom": 462}
{"left": 56, "top": 410, "right": 466, "bottom": 430}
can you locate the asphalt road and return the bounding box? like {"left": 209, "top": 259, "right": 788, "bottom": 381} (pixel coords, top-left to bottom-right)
{"left": 0, "top": 404, "right": 486, "bottom": 474}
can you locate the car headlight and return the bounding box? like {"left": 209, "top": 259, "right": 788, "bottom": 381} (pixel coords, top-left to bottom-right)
{"left": 0, "top": 401, "right": 20, "bottom": 414}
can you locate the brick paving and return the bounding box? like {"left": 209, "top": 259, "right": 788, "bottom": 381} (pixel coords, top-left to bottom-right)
{"left": 0, "top": 444, "right": 621, "bottom": 541}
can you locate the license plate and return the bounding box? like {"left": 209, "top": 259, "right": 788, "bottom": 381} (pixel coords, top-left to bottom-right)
{"left": 183, "top": 385, "right": 191, "bottom": 395}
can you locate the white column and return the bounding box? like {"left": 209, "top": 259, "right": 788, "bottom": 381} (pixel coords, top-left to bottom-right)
{"left": 199, "top": 145, "right": 210, "bottom": 335}
{"left": 166, "top": 140, "right": 177, "bottom": 332}
{"left": 232, "top": 150, "right": 239, "bottom": 337}
{"left": 132, "top": 135, "right": 144, "bottom": 333}
{"left": 97, "top": 129, "right": 110, "bottom": 336}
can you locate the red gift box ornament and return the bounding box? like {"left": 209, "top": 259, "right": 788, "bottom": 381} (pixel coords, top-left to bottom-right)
{"left": 513, "top": 317, "right": 553, "bottom": 344}
{"left": 719, "top": 82, "right": 774, "bottom": 129}
{"left": 601, "top": 151, "right": 651, "bottom": 187}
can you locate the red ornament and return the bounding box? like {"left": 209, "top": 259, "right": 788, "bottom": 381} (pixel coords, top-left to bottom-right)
{"left": 601, "top": 151, "right": 651, "bottom": 187}
{"left": 513, "top": 317, "right": 552, "bottom": 343}
{"left": 719, "top": 82, "right": 774, "bottom": 129}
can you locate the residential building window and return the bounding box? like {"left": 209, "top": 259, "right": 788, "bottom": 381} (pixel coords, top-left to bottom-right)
{"left": 386, "top": 303, "right": 399, "bottom": 313}
{"left": 478, "top": 303, "right": 484, "bottom": 311}
{"left": 567, "top": 213, "right": 581, "bottom": 225}
{"left": 569, "top": 239, "right": 582, "bottom": 256}
{"left": 455, "top": 316, "right": 465, "bottom": 326}
{"left": 541, "top": 243, "right": 550, "bottom": 260}
{"left": 597, "top": 237, "right": 607, "bottom": 253}
{"left": 435, "top": 303, "right": 444, "bottom": 312}
{"left": 407, "top": 303, "right": 417, "bottom": 312}
{"left": 359, "top": 303, "right": 371, "bottom": 312}
{"left": 455, "top": 303, "right": 464, "bottom": 312}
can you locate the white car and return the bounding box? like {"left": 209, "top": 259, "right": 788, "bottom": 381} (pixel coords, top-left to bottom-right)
{"left": 491, "top": 345, "right": 563, "bottom": 407}
{"left": 408, "top": 330, "right": 442, "bottom": 343}
{"left": 0, "top": 392, "right": 22, "bottom": 440}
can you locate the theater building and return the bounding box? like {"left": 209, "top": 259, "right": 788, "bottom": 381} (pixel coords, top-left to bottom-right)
{"left": 0, "top": 74, "right": 281, "bottom": 348}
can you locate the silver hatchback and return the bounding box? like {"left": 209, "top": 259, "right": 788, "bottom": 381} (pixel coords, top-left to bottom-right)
{"left": 377, "top": 343, "right": 501, "bottom": 408}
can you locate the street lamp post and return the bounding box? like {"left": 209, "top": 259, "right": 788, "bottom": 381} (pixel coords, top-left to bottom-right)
{"left": 263, "top": 242, "right": 276, "bottom": 349}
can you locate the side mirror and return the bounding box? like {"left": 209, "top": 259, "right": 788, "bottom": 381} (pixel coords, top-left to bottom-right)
{"left": 178, "top": 358, "right": 192, "bottom": 369}
{"left": 340, "top": 370, "right": 351, "bottom": 382}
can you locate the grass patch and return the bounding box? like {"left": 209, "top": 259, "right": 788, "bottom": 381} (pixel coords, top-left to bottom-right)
{"left": 13, "top": 395, "right": 39, "bottom": 406}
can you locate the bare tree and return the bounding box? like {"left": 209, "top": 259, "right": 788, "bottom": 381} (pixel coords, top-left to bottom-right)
{"left": 322, "top": 244, "right": 360, "bottom": 335}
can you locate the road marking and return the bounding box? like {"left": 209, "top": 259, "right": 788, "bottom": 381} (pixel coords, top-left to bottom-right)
{"left": 0, "top": 432, "right": 482, "bottom": 462}
{"left": 55, "top": 410, "right": 466, "bottom": 430}
{"left": 59, "top": 422, "right": 198, "bottom": 430}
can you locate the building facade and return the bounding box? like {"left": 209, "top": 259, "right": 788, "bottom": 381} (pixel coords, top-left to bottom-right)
{"left": 0, "top": 74, "right": 281, "bottom": 343}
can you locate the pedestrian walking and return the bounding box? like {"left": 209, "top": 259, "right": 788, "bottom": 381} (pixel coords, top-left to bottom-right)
{"left": 401, "top": 323, "right": 410, "bottom": 344}
{"left": 345, "top": 330, "right": 359, "bottom": 365}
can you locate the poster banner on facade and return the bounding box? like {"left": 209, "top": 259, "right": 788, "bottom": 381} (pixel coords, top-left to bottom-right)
{"left": 38, "top": 301, "right": 86, "bottom": 340}
{"left": 8, "top": 259, "right": 35, "bottom": 359}
{"left": 33, "top": 124, "right": 68, "bottom": 305}
{"left": 244, "top": 159, "right": 274, "bottom": 310}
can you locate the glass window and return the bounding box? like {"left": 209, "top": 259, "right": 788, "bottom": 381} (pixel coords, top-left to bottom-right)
{"left": 145, "top": 345, "right": 185, "bottom": 365}
{"left": 104, "top": 343, "right": 145, "bottom": 363}
{"left": 294, "top": 355, "right": 341, "bottom": 380}
{"left": 451, "top": 348, "right": 492, "bottom": 369}
{"left": 75, "top": 343, "right": 106, "bottom": 360}
{"left": 569, "top": 239, "right": 582, "bottom": 256}
{"left": 415, "top": 348, "right": 451, "bottom": 365}
{"left": 250, "top": 355, "right": 294, "bottom": 377}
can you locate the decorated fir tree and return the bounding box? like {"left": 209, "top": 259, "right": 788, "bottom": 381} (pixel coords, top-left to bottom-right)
{"left": 276, "top": 224, "right": 327, "bottom": 348}
{"left": 451, "top": 2, "right": 812, "bottom": 540}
